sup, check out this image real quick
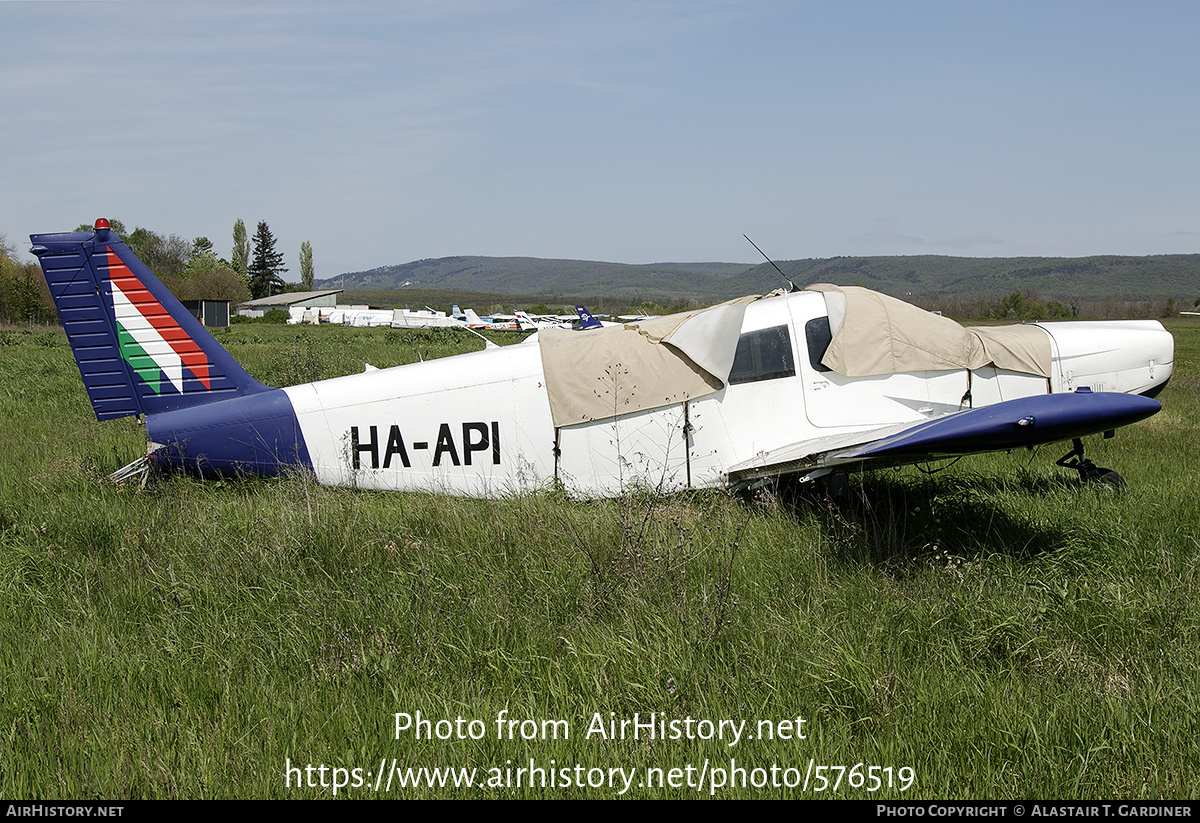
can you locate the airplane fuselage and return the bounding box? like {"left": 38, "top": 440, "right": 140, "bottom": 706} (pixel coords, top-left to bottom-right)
{"left": 147, "top": 289, "right": 1173, "bottom": 497}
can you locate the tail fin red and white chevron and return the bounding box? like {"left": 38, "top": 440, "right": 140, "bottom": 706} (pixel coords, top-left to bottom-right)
{"left": 32, "top": 219, "right": 268, "bottom": 420}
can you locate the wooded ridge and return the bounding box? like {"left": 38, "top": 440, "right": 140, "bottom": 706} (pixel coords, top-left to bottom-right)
{"left": 319, "top": 253, "right": 1200, "bottom": 304}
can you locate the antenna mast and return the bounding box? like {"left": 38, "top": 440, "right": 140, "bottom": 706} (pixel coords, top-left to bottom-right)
{"left": 744, "top": 234, "right": 799, "bottom": 292}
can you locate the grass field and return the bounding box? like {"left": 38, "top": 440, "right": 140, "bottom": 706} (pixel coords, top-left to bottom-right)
{"left": 0, "top": 319, "right": 1197, "bottom": 798}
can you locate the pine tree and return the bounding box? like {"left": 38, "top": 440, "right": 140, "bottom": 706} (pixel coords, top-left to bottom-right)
{"left": 300, "top": 241, "right": 314, "bottom": 290}
{"left": 247, "top": 221, "right": 287, "bottom": 299}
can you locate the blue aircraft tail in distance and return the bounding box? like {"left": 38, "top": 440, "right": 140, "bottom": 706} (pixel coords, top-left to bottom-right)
{"left": 574, "top": 305, "right": 603, "bottom": 330}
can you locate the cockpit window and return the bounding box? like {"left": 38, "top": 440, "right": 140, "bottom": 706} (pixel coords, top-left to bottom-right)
{"left": 728, "top": 325, "right": 796, "bottom": 385}
{"left": 805, "top": 317, "right": 833, "bottom": 373}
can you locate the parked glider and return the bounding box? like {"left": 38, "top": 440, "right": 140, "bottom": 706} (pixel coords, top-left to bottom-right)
{"left": 33, "top": 220, "right": 1172, "bottom": 497}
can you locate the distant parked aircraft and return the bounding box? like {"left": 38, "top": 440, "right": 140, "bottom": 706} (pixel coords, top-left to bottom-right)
{"left": 389, "top": 307, "right": 466, "bottom": 329}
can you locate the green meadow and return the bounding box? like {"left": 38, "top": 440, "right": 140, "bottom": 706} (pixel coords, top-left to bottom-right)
{"left": 0, "top": 320, "right": 1197, "bottom": 798}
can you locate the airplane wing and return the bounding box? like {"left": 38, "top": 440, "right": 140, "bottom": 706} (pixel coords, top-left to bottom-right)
{"left": 726, "top": 389, "right": 1161, "bottom": 485}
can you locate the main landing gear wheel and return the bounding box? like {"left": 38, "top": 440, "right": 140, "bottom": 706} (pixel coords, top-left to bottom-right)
{"left": 1056, "top": 438, "right": 1125, "bottom": 490}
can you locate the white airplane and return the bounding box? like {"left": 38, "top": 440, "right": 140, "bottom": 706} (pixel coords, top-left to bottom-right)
{"left": 515, "top": 306, "right": 610, "bottom": 332}
{"left": 33, "top": 220, "right": 1172, "bottom": 497}
{"left": 513, "top": 310, "right": 560, "bottom": 331}
{"left": 388, "top": 307, "right": 464, "bottom": 329}
{"left": 463, "top": 308, "right": 522, "bottom": 332}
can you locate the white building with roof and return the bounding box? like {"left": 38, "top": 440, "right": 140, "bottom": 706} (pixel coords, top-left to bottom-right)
{"left": 235, "top": 290, "right": 343, "bottom": 318}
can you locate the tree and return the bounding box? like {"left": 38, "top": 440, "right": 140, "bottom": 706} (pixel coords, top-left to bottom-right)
{"left": 299, "top": 241, "right": 314, "bottom": 290}
{"left": 247, "top": 221, "right": 287, "bottom": 299}
{"left": 123, "top": 227, "right": 190, "bottom": 278}
{"left": 191, "top": 236, "right": 214, "bottom": 257}
{"left": 76, "top": 221, "right": 192, "bottom": 277}
{"left": 0, "top": 234, "right": 55, "bottom": 323}
{"left": 231, "top": 219, "right": 250, "bottom": 283}
{"left": 168, "top": 246, "right": 250, "bottom": 304}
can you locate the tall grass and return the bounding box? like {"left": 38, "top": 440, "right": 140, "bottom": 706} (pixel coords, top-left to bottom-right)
{"left": 0, "top": 321, "right": 1197, "bottom": 797}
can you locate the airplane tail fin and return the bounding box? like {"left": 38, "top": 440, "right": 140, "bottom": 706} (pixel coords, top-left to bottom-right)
{"left": 31, "top": 219, "right": 269, "bottom": 421}
{"left": 514, "top": 310, "right": 537, "bottom": 331}
{"left": 464, "top": 308, "right": 484, "bottom": 326}
{"left": 574, "top": 304, "right": 603, "bottom": 330}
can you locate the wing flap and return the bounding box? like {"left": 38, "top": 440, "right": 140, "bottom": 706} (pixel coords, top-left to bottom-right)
{"left": 726, "top": 422, "right": 915, "bottom": 480}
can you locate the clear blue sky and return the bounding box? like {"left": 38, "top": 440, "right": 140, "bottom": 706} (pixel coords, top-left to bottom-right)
{"left": 3, "top": 0, "right": 1199, "bottom": 279}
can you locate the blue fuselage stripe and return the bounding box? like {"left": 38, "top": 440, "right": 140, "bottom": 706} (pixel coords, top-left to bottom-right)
{"left": 145, "top": 388, "right": 312, "bottom": 477}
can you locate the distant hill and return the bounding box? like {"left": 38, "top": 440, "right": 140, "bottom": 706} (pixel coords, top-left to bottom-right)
{"left": 317, "top": 258, "right": 754, "bottom": 303}
{"left": 319, "top": 253, "right": 1200, "bottom": 304}
{"left": 763, "top": 254, "right": 1200, "bottom": 302}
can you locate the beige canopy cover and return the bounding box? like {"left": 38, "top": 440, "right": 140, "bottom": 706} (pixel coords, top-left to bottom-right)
{"left": 806, "top": 284, "right": 1051, "bottom": 378}
{"left": 539, "top": 296, "right": 758, "bottom": 427}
